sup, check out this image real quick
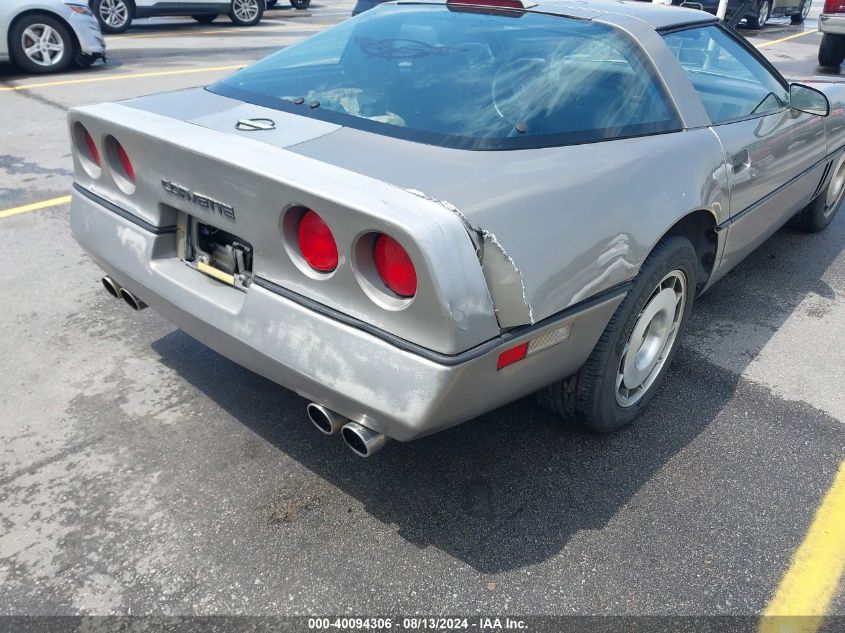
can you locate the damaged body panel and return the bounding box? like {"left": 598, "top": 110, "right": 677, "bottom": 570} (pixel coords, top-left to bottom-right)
{"left": 69, "top": 0, "right": 845, "bottom": 445}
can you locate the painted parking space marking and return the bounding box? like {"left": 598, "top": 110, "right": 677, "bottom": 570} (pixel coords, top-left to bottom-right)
{"left": 759, "top": 460, "right": 845, "bottom": 633}
{"left": 0, "top": 64, "right": 247, "bottom": 92}
{"left": 754, "top": 29, "right": 820, "bottom": 49}
{"left": 0, "top": 196, "right": 71, "bottom": 219}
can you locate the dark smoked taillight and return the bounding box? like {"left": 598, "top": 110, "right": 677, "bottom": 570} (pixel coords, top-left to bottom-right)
{"left": 297, "top": 210, "right": 338, "bottom": 272}
{"left": 373, "top": 234, "right": 417, "bottom": 298}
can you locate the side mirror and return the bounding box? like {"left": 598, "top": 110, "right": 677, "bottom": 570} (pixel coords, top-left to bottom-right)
{"left": 790, "top": 83, "right": 830, "bottom": 117}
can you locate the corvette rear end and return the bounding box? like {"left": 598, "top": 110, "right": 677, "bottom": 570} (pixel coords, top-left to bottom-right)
{"left": 68, "top": 97, "right": 622, "bottom": 453}
{"left": 70, "top": 0, "right": 845, "bottom": 455}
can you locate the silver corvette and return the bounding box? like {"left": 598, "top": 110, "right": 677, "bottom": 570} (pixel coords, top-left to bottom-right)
{"left": 69, "top": 0, "right": 844, "bottom": 456}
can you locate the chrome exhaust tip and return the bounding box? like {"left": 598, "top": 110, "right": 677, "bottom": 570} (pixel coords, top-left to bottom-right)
{"left": 341, "top": 422, "right": 387, "bottom": 458}
{"left": 101, "top": 276, "right": 122, "bottom": 299}
{"left": 306, "top": 403, "right": 348, "bottom": 435}
{"left": 121, "top": 289, "right": 147, "bottom": 311}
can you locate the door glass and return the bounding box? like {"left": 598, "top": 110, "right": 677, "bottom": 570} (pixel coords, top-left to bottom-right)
{"left": 663, "top": 26, "right": 788, "bottom": 124}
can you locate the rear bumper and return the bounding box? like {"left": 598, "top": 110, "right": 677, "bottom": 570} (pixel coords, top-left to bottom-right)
{"left": 70, "top": 188, "right": 624, "bottom": 442}
{"left": 820, "top": 14, "right": 845, "bottom": 35}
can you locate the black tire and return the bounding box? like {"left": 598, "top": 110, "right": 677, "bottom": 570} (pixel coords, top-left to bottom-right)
{"left": 9, "top": 14, "right": 74, "bottom": 74}
{"left": 290, "top": 0, "right": 311, "bottom": 8}
{"left": 819, "top": 33, "right": 845, "bottom": 68}
{"left": 267, "top": 0, "right": 279, "bottom": 6}
{"left": 792, "top": 0, "right": 811, "bottom": 23}
{"left": 792, "top": 156, "right": 845, "bottom": 232}
{"left": 542, "top": 236, "right": 698, "bottom": 433}
{"left": 192, "top": 14, "right": 218, "bottom": 23}
{"left": 92, "top": 0, "right": 134, "bottom": 34}
{"left": 229, "top": 0, "right": 264, "bottom": 25}
{"left": 746, "top": 0, "right": 771, "bottom": 30}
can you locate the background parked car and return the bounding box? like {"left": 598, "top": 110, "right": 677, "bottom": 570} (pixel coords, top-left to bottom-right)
{"left": 267, "top": 0, "right": 311, "bottom": 9}
{"left": 351, "top": 0, "right": 389, "bottom": 15}
{"left": 819, "top": 0, "right": 845, "bottom": 67}
{"left": 669, "top": 0, "right": 812, "bottom": 29}
{"left": 89, "top": 0, "right": 265, "bottom": 34}
{"left": 1, "top": 1, "right": 105, "bottom": 74}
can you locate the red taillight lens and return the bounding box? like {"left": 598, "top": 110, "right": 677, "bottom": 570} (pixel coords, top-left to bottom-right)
{"left": 496, "top": 342, "right": 528, "bottom": 370}
{"left": 825, "top": 0, "right": 845, "bottom": 12}
{"left": 297, "top": 210, "right": 338, "bottom": 272}
{"left": 83, "top": 128, "right": 100, "bottom": 166}
{"left": 117, "top": 142, "right": 135, "bottom": 183}
{"left": 374, "top": 234, "right": 417, "bottom": 298}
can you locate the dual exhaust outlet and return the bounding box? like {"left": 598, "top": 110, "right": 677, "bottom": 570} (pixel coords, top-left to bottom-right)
{"left": 102, "top": 276, "right": 147, "bottom": 311}
{"left": 103, "top": 276, "right": 383, "bottom": 456}
{"left": 306, "top": 403, "right": 387, "bottom": 458}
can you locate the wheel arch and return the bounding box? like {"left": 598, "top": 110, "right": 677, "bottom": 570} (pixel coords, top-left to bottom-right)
{"left": 8, "top": 9, "right": 80, "bottom": 63}
{"left": 652, "top": 209, "right": 719, "bottom": 295}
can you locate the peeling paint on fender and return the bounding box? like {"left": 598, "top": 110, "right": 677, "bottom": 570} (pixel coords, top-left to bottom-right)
{"left": 405, "top": 188, "right": 534, "bottom": 329}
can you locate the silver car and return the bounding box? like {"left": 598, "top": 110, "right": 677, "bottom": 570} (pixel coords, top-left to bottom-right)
{"left": 69, "top": 0, "right": 844, "bottom": 457}
{"left": 1, "top": 0, "right": 105, "bottom": 74}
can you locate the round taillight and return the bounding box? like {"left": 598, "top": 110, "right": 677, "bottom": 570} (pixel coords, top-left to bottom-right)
{"left": 297, "top": 210, "right": 338, "bottom": 272}
{"left": 117, "top": 142, "right": 134, "bottom": 183}
{"left": 374, "top": 234, "right": 417, "bottom": 298}
{"left": 83, "top": 128, "right": 100, "bottom": 166}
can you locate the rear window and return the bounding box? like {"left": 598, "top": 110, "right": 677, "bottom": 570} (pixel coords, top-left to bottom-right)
{"left": 209, "top": 4, "right": 682, "bottom": 150}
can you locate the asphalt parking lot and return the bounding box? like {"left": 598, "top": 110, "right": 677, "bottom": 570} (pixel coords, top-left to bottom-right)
{"left": 1, "top": 1, "right": 844, "bottom": 629}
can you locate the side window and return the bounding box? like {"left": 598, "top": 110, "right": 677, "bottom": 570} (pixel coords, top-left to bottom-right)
{"left": 664, "top": 26, "right": 788, "bottom": 124}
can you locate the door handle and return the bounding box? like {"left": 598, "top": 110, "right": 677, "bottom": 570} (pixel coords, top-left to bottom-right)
{"left": 732, "top": 149, "right": 750, "bottom": 173}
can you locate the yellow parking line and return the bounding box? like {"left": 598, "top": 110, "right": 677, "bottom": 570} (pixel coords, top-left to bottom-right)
{"left": 0, "top": 64, "right": 247, "bottom": 92}
{"left": 759, "top": 460, "right": 845, "bottom": 633}
{"left": 0, "top": 195, "right": 71, "bottom": 219}
{"left": 755, "top": 29, "right": 819, "bottom": 48}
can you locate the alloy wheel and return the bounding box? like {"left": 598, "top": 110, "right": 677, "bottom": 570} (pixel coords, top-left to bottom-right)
{"left": 99, "top": 0, "right": 129, "bottom": 28}
{"left": 21, "top": 24, "right": 65, "bottom": 68}
{"left": 233, "top": 0, "right": 260, "bottom": 22}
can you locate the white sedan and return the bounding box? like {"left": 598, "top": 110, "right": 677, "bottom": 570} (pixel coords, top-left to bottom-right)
{"left": 90, "top": 0, "right": 264, "bottom": 33}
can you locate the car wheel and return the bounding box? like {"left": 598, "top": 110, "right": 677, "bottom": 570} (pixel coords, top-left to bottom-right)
{"left": 93, "top": 0, "right": 134, "bottom": 34}
{"left": 792, "top": 153, "right": 845, "bottom": 232}
{"left": 542, "top": 236, "right": 697, "bottom": 433}
{"left": 792, "top": 0, "right": 811, "bottom": 23}
{"left": 10, "top": 14, "right": 74, "bottom": 75}
{"left": 747, "top": 0, "right": 771, "bottom": 29}
{"left": 267, "top": 0, "right": 279, "bottom": 6}
{"left": 192, "top": 14, "right": 218, "bottom": 23}
{"left": 229, "top": 0, "right": 264, "bottom": 25}
{"left": 818, "top": 33, "right": 845, "bottom": 67}
{"left": 290, "top": 0, "right": 312, "bottom": 8}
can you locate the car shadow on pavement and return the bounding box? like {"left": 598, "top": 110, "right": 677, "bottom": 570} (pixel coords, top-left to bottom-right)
{"left": 150, "top": 212, "right": 844, "bottom": 574}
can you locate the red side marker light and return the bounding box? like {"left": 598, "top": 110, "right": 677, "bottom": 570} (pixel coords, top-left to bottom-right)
{"left": 497, "top": 342, "right": 528, "bottom": 370}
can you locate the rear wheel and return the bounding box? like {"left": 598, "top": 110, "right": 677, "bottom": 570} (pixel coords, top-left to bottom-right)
{"left": 791, "top": 0, "right": 811, "bottom": 23}
{"left": 819, "top": 33, "right": 845, "bottom": 68}
{"left": 93, "top": 0, "right": 134, "bottom": 34}
{"left": 290, "top": 0, "right": 312, "bottom": 8}
{"left": 542, "top": 237, "right": 697, "bottom": 433}
{"left": 10, "top": 14, "right": 74, "bottom": 74}
{"left": 792, "top": 153, "right": 845, "bottom": 232}
{"left": 229, "top": 0, "right": 264, "bottom": 25}
{"left": 267, "top": 0, "right": 279, "bottom": 6}
{"left": 747, "top": 0, "right": 771, "bottom": 29}
{"left": 192, "top": 14, "right": 218, "bottom": 23}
